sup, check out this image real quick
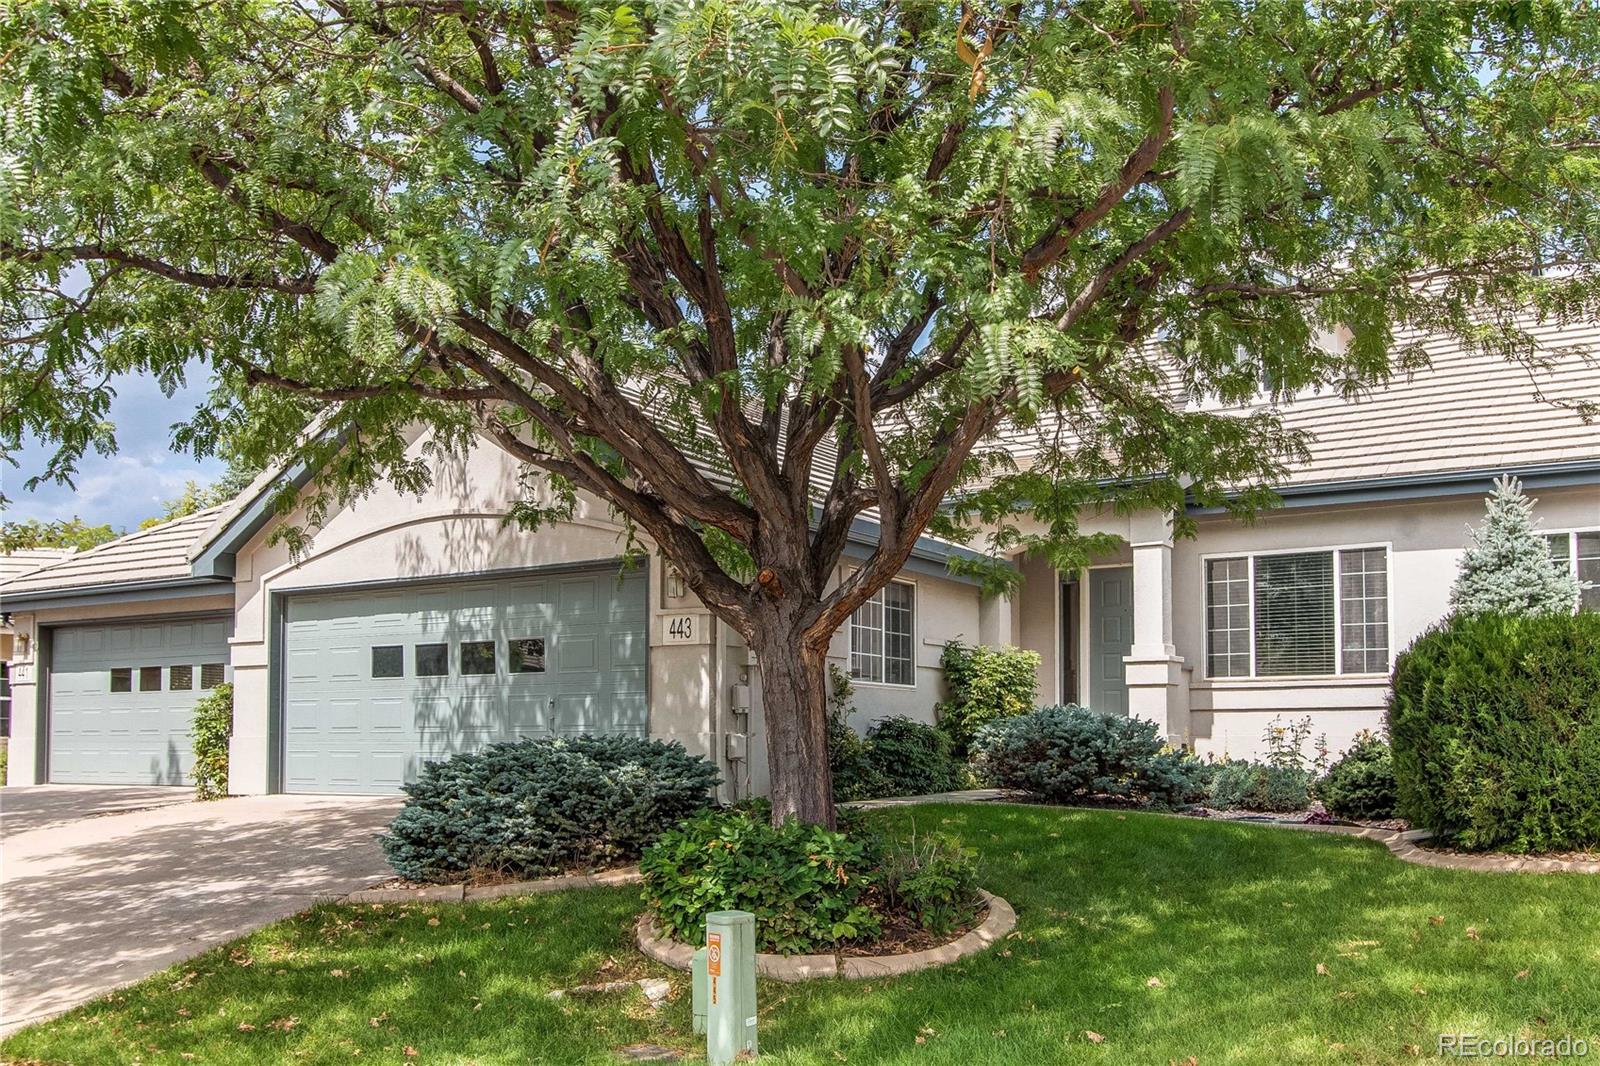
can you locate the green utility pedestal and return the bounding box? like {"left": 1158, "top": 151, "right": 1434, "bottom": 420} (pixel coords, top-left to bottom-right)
{"left": 705, "top": 910, "right": 757, "bottom": 1064}
{"left": 692, "top": 947, "right": 708, "bottom": 1035}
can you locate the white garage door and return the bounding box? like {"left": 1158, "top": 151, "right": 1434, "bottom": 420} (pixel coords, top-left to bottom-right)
{"left": 48, "top": 618, "right": 232, "bottom": 784}
{"left": 281, "top": 567, "right": 648, "bottom": 794}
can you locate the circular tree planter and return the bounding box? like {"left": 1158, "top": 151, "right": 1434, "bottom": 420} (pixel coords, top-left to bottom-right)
{"left": 635, "top": 889, "right": 1017, "bottom": 982}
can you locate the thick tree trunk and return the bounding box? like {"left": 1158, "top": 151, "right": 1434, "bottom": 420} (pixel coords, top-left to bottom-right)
{"left": 752, "top": 629, "right": 836, "bottom": 829}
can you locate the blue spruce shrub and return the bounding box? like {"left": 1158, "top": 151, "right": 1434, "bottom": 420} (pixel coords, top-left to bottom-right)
{"left": 381, "top": 735, "right": 720, "bottom": 882}
{"left": 973, "top": 704, "right": 1202, "bottom": 807}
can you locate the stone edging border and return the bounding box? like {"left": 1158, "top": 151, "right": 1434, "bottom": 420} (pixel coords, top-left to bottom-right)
{"left": 345, "top": 866, "right": 643, "bottom": 904}
{"left": 635, "top": 889, "right": 1017, "bottom": 981}
{"left": 1278, "top": 823, "right": 1600, "bottom": 874}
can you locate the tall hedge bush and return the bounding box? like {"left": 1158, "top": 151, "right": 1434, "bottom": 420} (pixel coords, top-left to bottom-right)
{"left": 935, "top": 641, "right": 1040, "bottom": 755}
{"left": 191, "top": 682, "right": 233, "bottom": 801}
{"left": 381, "top": 736, "right": 720, "bottom": 882}
{"left": 1388, "top": 611, "right": 1600, "bottom": 853}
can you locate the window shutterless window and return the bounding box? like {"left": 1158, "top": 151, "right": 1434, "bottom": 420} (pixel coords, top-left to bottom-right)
{"left": 1205, "top": 547, "right": 1389, "bottom": 678}
{"left": 1546, "top": 530, "right": 1600, "bottom": 612}
{"left": 169, "top": 664, "right": 194, "bottom": 691}
{"left": 110, "top": 667, "right": 133, "bottom": 693}
{"left": 139, "top": 666, "right": 163, "bottom": 692}
{"left": 199, "top": 663, "right": 226, "bottom": 689}
{"left": 849, "top": 580, "right": 915, "bottom": 685}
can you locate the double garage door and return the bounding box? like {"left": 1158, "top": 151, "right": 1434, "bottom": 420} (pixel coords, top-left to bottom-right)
{"left": 282, "top": 567, "right": 647, "bottom": 794}
{"left": 48, "top": 618, "right": 232, "bottom": 785}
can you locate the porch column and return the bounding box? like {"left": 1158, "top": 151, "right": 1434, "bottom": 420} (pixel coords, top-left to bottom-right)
{"left": 1122, "top": 511, "right": 1190, "bottom": 747}
{"left": 978, "top": 588, "right": 1015, "bottom": 647}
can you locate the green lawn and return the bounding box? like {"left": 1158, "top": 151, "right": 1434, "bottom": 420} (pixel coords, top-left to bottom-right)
{"left": 6, "top": 803, "right": 1598, "bottom": 1065}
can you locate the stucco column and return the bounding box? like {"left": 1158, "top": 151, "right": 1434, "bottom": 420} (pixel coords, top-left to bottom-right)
{"left": 978, "top": 588, "right": 1015, "bottom": 647}
{"left": 1122, "top": 511, "right": 1190, "bottom": 747}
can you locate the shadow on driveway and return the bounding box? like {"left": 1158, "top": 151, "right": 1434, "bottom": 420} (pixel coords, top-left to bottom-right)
{"left": 0, "top": 791, "right": 401, "bottom": 1034}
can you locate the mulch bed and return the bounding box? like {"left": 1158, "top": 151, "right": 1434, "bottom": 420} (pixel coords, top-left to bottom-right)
{"left": 836, "top": 904, "right": 983, "bottom": 957}
{"left": 1410, "top": 840, "right": 1600, "bottom": 863}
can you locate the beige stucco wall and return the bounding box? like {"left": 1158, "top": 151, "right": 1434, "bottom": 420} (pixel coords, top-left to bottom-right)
{"left": 825, "top": 560, "right": 982, "bottom": 734}
{"left": 1006, "top": 481, "right": 1600, "bottom": 762}
{"left": 1, "top": 593, "right": 235, "bottom": 785}
{"left": 1180, "top": 483, "right": 1599, "bottom": 759}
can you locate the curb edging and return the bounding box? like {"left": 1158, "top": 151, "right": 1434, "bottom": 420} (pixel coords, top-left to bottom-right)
{"left": 634, "top": 889, "right": 1017, "bottom": 982}
{"left": 345, "top": 866, "right": 643, "bottom": 904}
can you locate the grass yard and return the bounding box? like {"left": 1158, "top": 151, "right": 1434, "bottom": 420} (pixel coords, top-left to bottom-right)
{"left": 5, "top": 803, "right": 1598, "bottom": 1065}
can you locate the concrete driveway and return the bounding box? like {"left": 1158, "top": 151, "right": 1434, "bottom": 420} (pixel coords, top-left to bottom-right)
{"left": 0, "top": 785, "right": 401, "bottom": 1034}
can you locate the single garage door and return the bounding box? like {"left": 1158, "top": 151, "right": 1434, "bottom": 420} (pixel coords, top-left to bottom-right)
{"left": 282, "top": 567, "right": 647, "bottom": 793}
{"left": 48, "top": 618, "right": 232, "bottom": 784}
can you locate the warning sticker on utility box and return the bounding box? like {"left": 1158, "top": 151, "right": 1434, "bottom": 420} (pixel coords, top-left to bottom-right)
{"left": 707, "top": 932, "right": 722, "bottom": 977}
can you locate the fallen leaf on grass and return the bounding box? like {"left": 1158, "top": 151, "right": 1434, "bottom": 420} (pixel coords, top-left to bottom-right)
{"left": 330, "top": 969, "right": 348, "bottom": 978}
{"left": 1428, "top": 916, "right": 1444, "bottom": 926}
{"left": 404, "top": 1048, "right": 419, "bottom": 1058}
{"left": 369, "top": 1012, "right": 389, "bottom": 1028}
{"left": 1170, "top": 1057, "right": 1198, "bottom": 1066}
{"left": 237, "top": 1023, "right": 256, "bottom": 1032}
{"left": 1515, "top": 969, "right": 1530, "bottom": 980}
{"left": 427, "top": 917, "right": 441, "bottom": 927}
{"left": 1084, "top": 1031, "right": 1106, "bottom": 1044}
{"left": 1146, "top": 977, "right": 1165, "bottom": 988}
{"left": 1315, "top": 963, "right": 1329, "bottom": 976}
{"left": 1466, "top": 926, "right": 1481, "bottom": 941}
{"left": 269, "top": 1016, "right": 298, "bottom": 1032}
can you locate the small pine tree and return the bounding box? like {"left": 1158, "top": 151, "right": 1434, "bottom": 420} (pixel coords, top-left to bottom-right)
{"left": 1449, "top": 476, "right": 1579, "bottom": 616}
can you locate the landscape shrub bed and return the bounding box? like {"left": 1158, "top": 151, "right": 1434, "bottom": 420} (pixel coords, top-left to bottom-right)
{"left": 827, "top": 668, "right": 966, "bottom": 799}
{"left": 973, "top": 704, "right": 1201, "bottom": 807}
{"left": 1389, "top": 611, "right": 1600, "bottom": 853}
{"left": 1315, "top": 734, "right": 1397, "bottom": 820}
{"left": 935, "top": 641, "right": 1040, "bottom": 756}
{"left": 1207, "top": 761, "right": 1311, "bottom": 813}
{"left": 641, "top": 805, "right": 984, "bottom": 954}
{"left": 381, "top": 736, "right": 720, "bottom": 882}
{"left": 641, "top": 806, "right": 881, "bottom": 953}
{"left": 191, "top": 682, "right": 233, "bottom": 801}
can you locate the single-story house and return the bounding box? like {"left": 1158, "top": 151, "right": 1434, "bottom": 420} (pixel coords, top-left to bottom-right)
{"left": 2, "top": 317, "right": 1596, "bottom": 796}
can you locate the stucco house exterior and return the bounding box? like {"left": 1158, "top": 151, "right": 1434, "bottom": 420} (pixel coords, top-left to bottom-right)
{"left": 3, "top": 316, "right": 1596, "bottom": 796}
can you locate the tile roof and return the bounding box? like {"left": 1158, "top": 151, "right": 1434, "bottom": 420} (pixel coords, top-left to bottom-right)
{"left": 0, "top": 508, "right": 228, "bottom": 599}
{"left": 0, "top": 548, "right": 74, "bottom": 583}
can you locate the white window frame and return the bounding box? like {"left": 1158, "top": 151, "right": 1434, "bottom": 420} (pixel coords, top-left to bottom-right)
{"left": 1544, "top": 526, "right": 1600, "bottom": 611}
{"left": 847, "top": 576, "right": 918, "bottom": 688}
{"left": 1201, "top": 542, "right": 1393, "bottom": 681}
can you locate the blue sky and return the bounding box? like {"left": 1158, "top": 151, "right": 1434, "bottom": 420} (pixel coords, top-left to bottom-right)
{"left": 5, "top": 371, "right": 224, "bottom": 533}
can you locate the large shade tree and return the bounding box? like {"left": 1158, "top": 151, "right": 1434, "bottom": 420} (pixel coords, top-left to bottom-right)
{"left": 3, "top": 0, "right": 1597, "bottom": 824}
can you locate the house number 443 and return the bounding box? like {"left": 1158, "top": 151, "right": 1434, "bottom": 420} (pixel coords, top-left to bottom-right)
{"left": 663, "top": 614, "right": 699, "bottom": 643}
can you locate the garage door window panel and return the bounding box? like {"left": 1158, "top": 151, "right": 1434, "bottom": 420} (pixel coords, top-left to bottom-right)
{"left": 170, "top": 665, "right": 193, "bottom": 691}
{"left": 371, "top": 645, "right": 404, "bottom": 678}
{"left": 200, "top": 663, "right": 226, "bottom": 689}
{"left": 139, "top": 666, "right": 163, "bottom": 692}
{"left": 415, "top": 643, "right": 448, "bottom": 677}
{"left": 110, "top": 668, "right": 133, "bottom": 693}
{"left": 461, "top": 640, "right": 498, "bottom": 675}
{"left": 513, "top": 638, "right": 547, "bottom": 673}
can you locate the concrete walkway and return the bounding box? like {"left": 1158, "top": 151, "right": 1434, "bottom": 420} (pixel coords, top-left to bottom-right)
{"left": 0, "top": 786, "right": 400, "bottom": 1034}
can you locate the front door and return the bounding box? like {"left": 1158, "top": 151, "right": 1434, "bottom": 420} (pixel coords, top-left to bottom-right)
{"left": 1088, "top": 567, "right": 1134, "bottom": 716}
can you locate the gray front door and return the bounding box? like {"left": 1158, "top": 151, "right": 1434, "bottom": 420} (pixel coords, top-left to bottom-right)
{"left": 281, "top": 567, "right": 647, "bottom": 794}
{"left": 48, "top": 618, "right": 232, "bottom": 784}
{"left": 1088, "top": 567, "right": 1134, "bottom": 716}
